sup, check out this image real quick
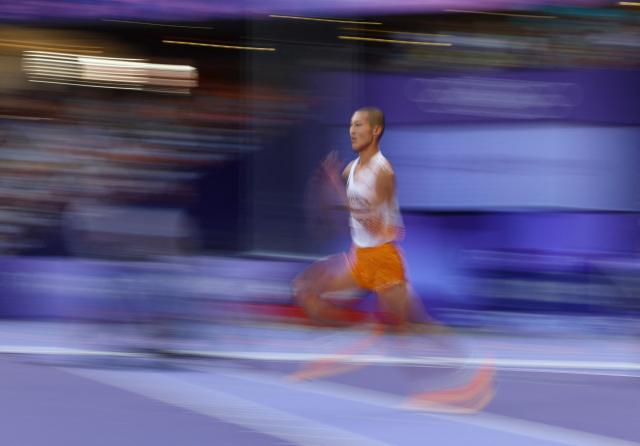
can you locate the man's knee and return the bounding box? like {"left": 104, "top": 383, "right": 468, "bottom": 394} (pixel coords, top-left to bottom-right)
{"left": 376, "top": 282, "right": 410, "bottom": 327}
{"left": 292, "top": 272, "right": 324, "bottom": 309}
{"left": 292, "top": 261, "right": 331, "bottom": 299}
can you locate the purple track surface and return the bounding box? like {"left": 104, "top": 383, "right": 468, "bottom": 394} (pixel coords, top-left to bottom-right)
{"left": 1, "top": 321, "right": 639, "bottom": 446}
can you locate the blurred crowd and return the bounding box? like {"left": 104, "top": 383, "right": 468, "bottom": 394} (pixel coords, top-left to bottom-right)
{"left": 0, "top": 83, "right": 310, "bottom": 256}
{"left": 0, "top": 6, "right": 638, "bottom": 257}
{"left": 378, "top": 10, "right": 640, "bottom": 71}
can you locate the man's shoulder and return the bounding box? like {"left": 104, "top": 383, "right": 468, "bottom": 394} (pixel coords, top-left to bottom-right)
{"left": 344, "top": 158, "right": 357, "bottom": 170}
{"left": 376, "top": 153, "right": 395, "bottom": 175}
{"left": 342, "top": 158, "right": 356, "bottom": 179}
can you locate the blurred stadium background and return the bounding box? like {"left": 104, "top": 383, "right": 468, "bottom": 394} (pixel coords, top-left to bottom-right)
{"left": 1, "top": 0, "right": 639, "bottom": 332}
{"left": 0, "top": 1, "right": 639, "bottom": 445}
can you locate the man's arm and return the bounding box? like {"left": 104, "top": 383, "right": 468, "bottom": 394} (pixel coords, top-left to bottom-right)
{"left": 356, "top": 164, "right": 397, "bottom": 235}
{"left": 372, "top": 164, "right": 395, "bottom": 208}
{"left": 321, "top": 152, "right": 352, "bottom": 210}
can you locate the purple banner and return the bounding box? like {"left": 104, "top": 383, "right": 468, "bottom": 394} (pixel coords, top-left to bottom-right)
{"left": 315, "top": 69, "right": 640, "bottom": 125}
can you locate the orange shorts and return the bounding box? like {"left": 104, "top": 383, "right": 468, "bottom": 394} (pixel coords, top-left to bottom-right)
{"left": 347, "top": 243, "right": 407, "bottom": 292}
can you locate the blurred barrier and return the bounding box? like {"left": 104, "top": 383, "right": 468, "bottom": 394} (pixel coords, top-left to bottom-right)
{"left": 461, "top": 249, "right": 640, "bottom": 315}
{"left": 0, "top": 255, "right": 303, "bottom": 320}
{"left": 0, "top": 247, "right": 638, "bottom": 332}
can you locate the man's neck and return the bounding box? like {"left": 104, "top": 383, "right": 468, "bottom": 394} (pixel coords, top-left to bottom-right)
{"left": 357, "top": 145, "right": 380, "bottom": 166}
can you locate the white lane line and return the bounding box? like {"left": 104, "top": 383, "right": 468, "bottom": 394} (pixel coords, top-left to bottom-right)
{"left": 483, "top": 367, "right": 640, "bottom": 378}
{"left": 64, "top": 367, "right": 391, "bottom": 446}
{"left": 0, "top": 345, "right": 142, "bottom": 357}
{"left": 172, "top": 350, "right": 640, "bottom": 372}
{"left": 211, "top": 367, "right": 639, "bottom": 446}
{"left": 3, "top": 345, "right": 639, "bottom": 374}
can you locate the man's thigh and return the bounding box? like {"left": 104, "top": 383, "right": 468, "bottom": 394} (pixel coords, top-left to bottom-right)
{"left": 295, "top": 253, "right": 359, "bottom": 295}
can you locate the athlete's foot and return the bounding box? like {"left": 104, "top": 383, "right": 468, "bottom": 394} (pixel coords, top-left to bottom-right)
{"left": 402, "top": 383, "right": 495, "bottom": 414}
{"left": 287, "top": 324, "right": 386, "bottom": 382}
{"left": 402, "top": 361, "right": 496, "bottom": 414}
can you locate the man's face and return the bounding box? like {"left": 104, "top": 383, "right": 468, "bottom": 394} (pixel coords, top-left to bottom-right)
{"left": 349, "top": 111, "right": 378, "bottom": 152}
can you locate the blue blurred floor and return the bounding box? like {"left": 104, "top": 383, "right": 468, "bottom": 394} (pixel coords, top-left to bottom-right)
{"left": 0, "top": 320, "right": 639, "bottom": 445}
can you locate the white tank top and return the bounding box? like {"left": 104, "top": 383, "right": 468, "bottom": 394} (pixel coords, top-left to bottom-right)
{"left": 346, "top": 151, "right": 403, "bottom": 248}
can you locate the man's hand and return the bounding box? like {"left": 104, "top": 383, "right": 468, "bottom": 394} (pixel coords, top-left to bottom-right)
{"left": 320, "top": 150, "right": 342, "bottom": 185}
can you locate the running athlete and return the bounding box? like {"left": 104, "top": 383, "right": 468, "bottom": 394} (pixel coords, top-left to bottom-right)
{"left": 293, "top": 106, "right": 410, "bottom": 331}
{"left": 291, "top": 107, "right": 494, "bottom": 412}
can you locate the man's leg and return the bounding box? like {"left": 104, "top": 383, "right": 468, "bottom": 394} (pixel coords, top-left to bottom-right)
{"left": 375, "top": 282, "right": 411, "bottom": 331}
{"left": 378, "top": 284, "right": 495, "bottom": 413}
{"left": 289, "top": 254, "right": 383, "bottom": 381}
{"left": 378, "top": 284, "right": 453, "bottom": 334}
{"left": 293, "top": 254, "right": 361, "bottom": 326}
